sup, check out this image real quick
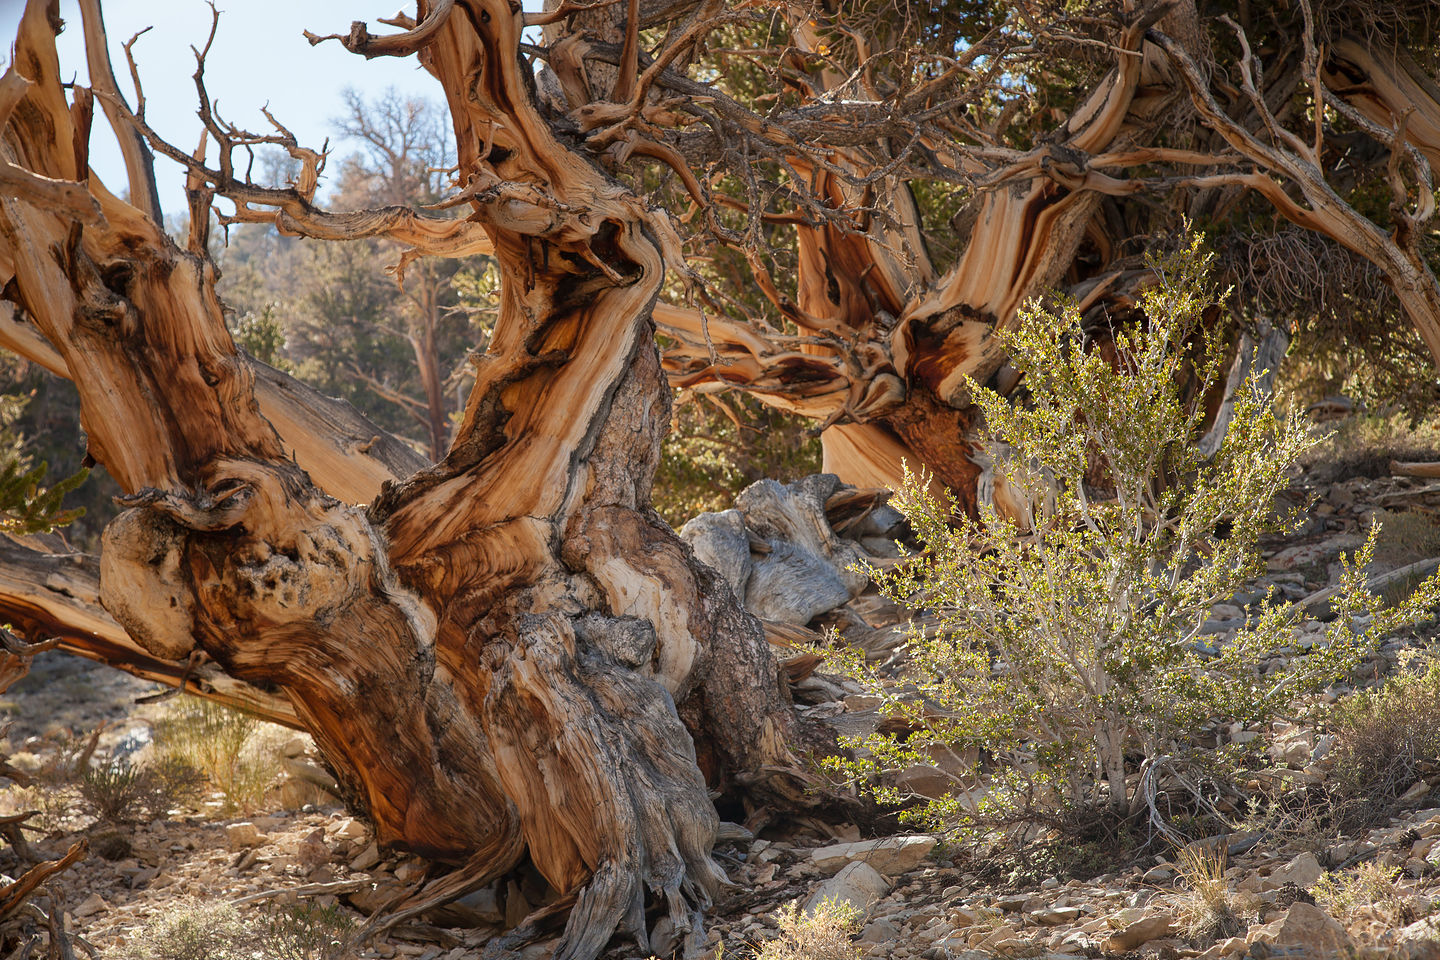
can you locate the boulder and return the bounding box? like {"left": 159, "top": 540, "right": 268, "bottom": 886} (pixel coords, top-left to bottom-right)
{"left": 678, "top": 510, "right": 752, "bottom": 598}
{"left": 745, "top": 540, "right": 851, "bottom": 623}
{"left": 858, "top": 917, "right": 901, "bottom": 944}
{"left": 1269, "top": 852, "right": 1323, "bottom": 888}
{"left": 427, "top": 884, "right": 504, "bottom": 927}
{"left": 803, "top": 861, "right": 891, "bottom": 918}
{"left": 1031, "top": 906, "right": 1082, "bottom": 926}
{"left": 225, "top": 822, "right": 262, "bottom": 851}
{"left": 350, "top": 841, "right": 381, "bottom": 871}
{"left": 1247, "top": 902, "right": 1354, "bottom": 956}
{"left": 810, "top": 835, "right": 937, "bottom": 876}
{"left": 1103, "top": 911, "right": 1177, "bottom": 952}
{"left": 73, "top": 893, "right": 108, "bottom": 918}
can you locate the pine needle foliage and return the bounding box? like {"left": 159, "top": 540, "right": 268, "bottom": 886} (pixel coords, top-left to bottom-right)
{"left": 0, "top": 457, "right": 87, "bottom": 535}
{"left": 0, "top": 393, "right": 86, "bottom": 535}
{"left": 825, "top": 237, "right": 1440, "bottom": 845}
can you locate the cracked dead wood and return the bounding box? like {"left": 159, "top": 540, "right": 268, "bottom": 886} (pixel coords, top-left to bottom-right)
{"left": 0, "top": 2, "right": 838, "bottom": 958}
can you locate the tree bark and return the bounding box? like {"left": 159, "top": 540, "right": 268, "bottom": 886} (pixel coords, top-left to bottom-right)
{"left": 0, "top": 3, "right": 818, "bottom": 957}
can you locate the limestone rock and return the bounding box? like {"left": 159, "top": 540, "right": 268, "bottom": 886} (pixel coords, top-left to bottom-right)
{"left": 679, "top": 510, "right": 752, "bottom": 598}
{"left": 810, "top": 835, "right": 937, "bottom": 876}
{"left": 329, "top": 817, "right": 367, "bottom": 841}
{"left": 803, "top": 861, "right": 891, "bottom": 918}
{"left": 859, "top": 917, "right": 900, "bottom": 943}
{"left": 1270, "top": 852, "right": 1322, "bottom": 888}
{"left": 1397, "top": 916, "right": 1440, "bottom": 945}
{"left": 73, "top": 893, "right": 108, "bottom": 918}
{"left": 737, "top": 476, "right": 869, "bottom": 623}
{"left": 1141, "top": 864, "right": 1175, "bottom": 884}
{"left": 1103, "top": 911, "right": 1177, "bottom": 952}
{"left": 427, "top": 884, "right": 504, "bottom": 927}
{"left": 1032, "top": 906, "right": 1082, "bottom": 926}
{"left": 1196, "top": 936, "right": 1249, "bottom": 959}
{"left": 297, "top": 827, "right": 329, "bottom": 872}
{"left": 351, "top": 841, "right": 381, "bottom": 871}
{"left": 1247, "top": 902, "right": 1353, "bottom": 956}
{"left": 745, "top": 539, "right": 852, "bottom": 623}
{"left": 225, "top": 822, "right": 262, "bottom": 851}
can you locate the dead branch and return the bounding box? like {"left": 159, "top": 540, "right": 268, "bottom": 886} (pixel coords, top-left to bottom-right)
{"left": 303, "top": 0, "right": 456, "bottom": 59}
{"left": 0, "top": 841, "right": 85, "bottom": 921}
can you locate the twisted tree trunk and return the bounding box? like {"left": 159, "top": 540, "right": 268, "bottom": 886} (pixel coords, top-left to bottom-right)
{"left": 0, "top": 2, "right": 819, "bottom": 957}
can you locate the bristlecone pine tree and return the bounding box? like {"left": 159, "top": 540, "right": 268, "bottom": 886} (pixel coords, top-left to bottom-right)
{"left": 0, "top": 0, "right": 1437, "bottom": 957}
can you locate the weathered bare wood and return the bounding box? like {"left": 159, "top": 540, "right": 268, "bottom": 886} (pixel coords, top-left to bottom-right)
{"left": 0, "top": 632, "right": 56, "bottom": 696}
{"left": 1198, "top": 321, "right": 1290, "bottom": 458}
{"left": 0, "top": 533, "right": 298, "bottom": 726}
{"left": 0, "top": 840, "right": 85, "bottom": 920}
{"left": 0, "top": 4, "right": 826, "bottom": 959}
{"left": 0, "top": 310, "right": 425, "bottom": 507}
{"left": 652, "top": 9, "right": 1166, "bottom": 503}
{"left": 1324, "top": 38, "right": 1440, "bottom": 175}
{"left": 1391, "top": 461, "right": 1440, "bottom": 479}
{"left": 303, "top": 0, "right": 456, "bottom": 60}
{"left": 1154, "top": 26, "right": 1440, "bottom": 365}
{"left": 625, "top": 2, "right": 1440, "bottom": 511}
{"left": 75, "top": 0, "right": 162, "bottom": 223}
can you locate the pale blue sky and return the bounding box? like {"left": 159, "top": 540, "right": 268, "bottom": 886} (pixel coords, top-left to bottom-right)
{"left": 0, "top": 0, "right": 542, "bottom": 214}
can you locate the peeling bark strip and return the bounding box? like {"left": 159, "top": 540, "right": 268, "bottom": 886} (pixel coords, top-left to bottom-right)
{"left": 0, "top": 2, "right": 816, "bottom": 956}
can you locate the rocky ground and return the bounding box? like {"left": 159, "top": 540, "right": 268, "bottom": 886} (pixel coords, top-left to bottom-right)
{"left": 6, "top": 427, "right": 1440, "bottom": 960}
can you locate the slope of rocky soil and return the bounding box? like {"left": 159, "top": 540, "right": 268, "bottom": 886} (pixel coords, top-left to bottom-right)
{"left": 5, "top": 441, "right": 1440, "bottom": 959}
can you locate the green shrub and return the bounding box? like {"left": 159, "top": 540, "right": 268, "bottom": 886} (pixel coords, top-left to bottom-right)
{"left": 80, "top": 759, "right": 150, "bottom": 824}
{"left": 80, "top": 756, "right": 204, "bottom": 824}
{"left": 1329, "top": 658, "right": 1440, "bottom": 810}
{"left": 124, "top": 900, "right": 253, "bottom": 960}
{"left": 123, "top": 899, "right": 356, "bottom": 960}
{"left": 152, "top": 697, "right": 286, "bottom": 815}
{"left": 1313, "top": 863, "right": 1409, "bottom": 928}
{"left": 825, "top": 237, "right": 1440, "bottom": 846}
{"left": 255, "top": 902, "right": 356, "bottom": 960}
{"left": 753, "top": 899, "right": 861, "bottom": 960}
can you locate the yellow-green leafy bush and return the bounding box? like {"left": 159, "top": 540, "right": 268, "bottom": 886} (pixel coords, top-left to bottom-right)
{"left": 826, "top": 239, "right": 1440, "bottom": 845}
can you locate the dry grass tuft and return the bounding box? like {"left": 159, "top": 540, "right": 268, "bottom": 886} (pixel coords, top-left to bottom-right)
{"left": 1329, "top": 659, "right": 1440, "bottom": 819}
{"left": 152, "top": 697, "right": 287, "bottom": 815}
{"left": 1176, "top": 843, "right": 1245, "bottom": 942}
{"left": 1375, "top": 509, "right": 1440, "bottom": 568}
{"left": 122, "top": 898, "right": 356, "bottom": 960}
{"left": 79, "top": 756, "right": 204, "bottom": 824}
